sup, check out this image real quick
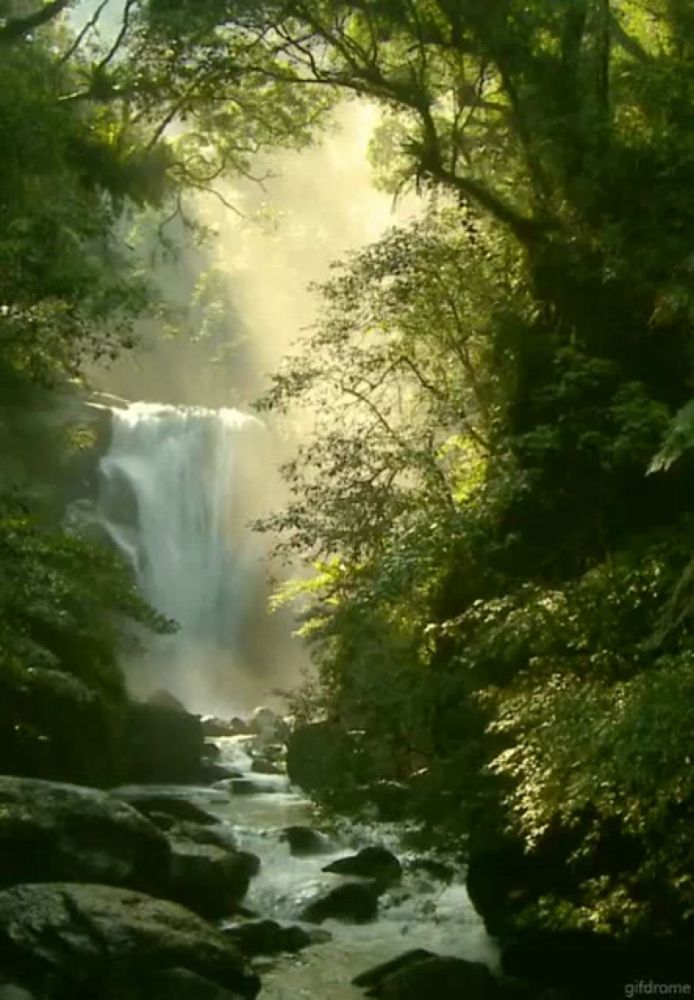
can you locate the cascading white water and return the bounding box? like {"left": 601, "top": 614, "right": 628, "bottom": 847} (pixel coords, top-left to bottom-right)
{"left": 98, "top": 402, "right": 272, "bottom": 712}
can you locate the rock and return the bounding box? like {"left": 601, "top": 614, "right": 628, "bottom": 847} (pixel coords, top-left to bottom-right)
{"left": 202, "top": 762, "right": 243, "bottom": 784}
{"left": 0, "top": 987, "right": 37, "bottom": 1000}
{"left": 223, "top": 919, "right": 313, "bottom": 957}
{"left": 322, "top": 846, "right": 402, "bottom": 887}
{"left": 227, "top": 778, "right": 262, "bottom": 795}
{"left": 358, "top": 955, "right": 497, "bottom": 999}
{"left": 352, "top": 949, "right": 437, "bottom": 988}
{"left": 169, "top": 820, "right": 238, "bottom": 852}
{"left": 202, "top": 716, "right": 237, "bottom": 738}
{"left": 128, "top": 702, "right": 204, "bottom": 784}
{"left": 110, "top": 785, "right": 223, "bottom": 825}
{"left": 0, "top": 883, "right": 260, "bottom": 998}
{"left": 169, "top": 837, "right": 260, "bottom": 919}
{"left": 0, "top": 775, "right": 170, "bottom": 896}
{"left": 300, "top": 880, "right": 380, "bottom": 924}
{"left": 249, "top": 707, "right": 289, "bottom": 743}
{"left": 280, "top": 826, "right": 333, "bottom": 856}
{"left": 250, "top": 757, "right": 283, "bottom": 775}
{"left": 142, "top": 967, "right": 246, "bottom": 1000}
{"left": 202, "top": 742, "right": 222, "bottom": 762}
{"left": 147, "top": 690, "right": 187, "bottom": 713}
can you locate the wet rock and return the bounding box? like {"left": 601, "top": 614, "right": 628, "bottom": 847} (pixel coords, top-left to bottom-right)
{"left": 202, "top": 742, "right": 222, "bottom": 762}
{"left": 0, "top": 986, "right": 37, "bottom": 1000}
{"left": 169, "top": 820, "right": 238, "bottom": 852}
{"left": 169, "top": 838, "right": 260, "bottom": 919}
{"left": 280, "top": 825, "right": 333, "bottom": 856}
{"left": 147, "top": 690, "right": 187, "bottom": 713}
{"left": 357, "top": 955, "right": 497, "bottom": 999}
{"left": 249, "top": 707, "right": 289, "bottom": 743}
{"left": 250, "top": 757, "right": 283, "bottom": 775}
{"left": 202, "top": 717, "right": 237, "bottom": 738}
{"left": 300, "top": 880, "right": 380, "bottom": 924}
{"left": 223, "top": 919, "right": 314, "bottom": 957}
{"left": 128, "top": 702, "right": 204, "bottom": 784}
{"left": 142, "top": 967, "right": 247, "bottom": 1000}
{"left": 0, "top": 882, "right": 260, "bottom": 999}
{"left": 227, "top": 778, "right": 263, "bottom": 795}
{"left": 0, "top": 775, "right": 170, "bottom": 895}
{"left": 202, "top": 762, "right": 243, "bottom": 784}
{"left": 352, "top": 949, "right": 437, "bottom": 989}
{"left": 322, "top": 846, "right": 402, "bottom": 887}
{"left": 110, "top": 785, "right": 223, "bottom": 825}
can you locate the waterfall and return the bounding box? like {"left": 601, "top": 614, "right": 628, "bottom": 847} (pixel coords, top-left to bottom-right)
{"left": 98, "top": 402, "right": 272, "bottom": 713}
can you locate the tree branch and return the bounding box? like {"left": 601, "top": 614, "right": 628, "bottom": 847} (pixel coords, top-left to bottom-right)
{"left": 0, "top": 0, "right": 70, "bottom": 44}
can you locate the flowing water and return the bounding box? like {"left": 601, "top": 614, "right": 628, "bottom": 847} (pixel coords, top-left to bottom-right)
{"left": 184, "top": 737, "right": 500, "bottom": 999}
{"left": 97, "top": 402, "right": 281, "bottom": 712}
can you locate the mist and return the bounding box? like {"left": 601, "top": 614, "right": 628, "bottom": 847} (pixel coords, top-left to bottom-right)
{"left": 92, "top": 101, "right": 417, "bottom": 716}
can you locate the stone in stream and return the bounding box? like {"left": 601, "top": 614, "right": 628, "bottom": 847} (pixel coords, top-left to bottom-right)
{"left": 142, "top": 967, "right": 248, "bottom": 999}
{"left": 322, "top": 846, "right": 402, "bottom": 887}
{"left": 0, "top": 775, "right": 170, "bottom": 896}
{"left": 248, "top": 706, "right": 289, "bottom": 743}
{"left": 202, "top": 716, "right": 239, "bottom": 738}
{"left": 0, "top": 883, "right": 260, "bottom": 999}
{"left": 352, "top": 949, "right": 437, "bottom": 988}
{"left": 300, "top": 880, "right": 380, "bottom": 924}
{"left": 202, "top": 741, "right": 222, "bottom": 761}
{"left": 280, "top": 825, "right": 334, "bottom": 856}
{"left": 202, "top": 762, "right": 245, "bottom": 784}
{"left": 223, "top": 918, "right": 317, "bottom": 957}
{"left": 169, "top": 837, "right": 260, "bottom": 919}
{"left": 355, "top": 954, "right": 497, "bottom": 999}
{"left": 110, "top": 785, "right": 224, "bottom": 825}
{"left": 250, "top": 757, "right": 284, "bottom": 775}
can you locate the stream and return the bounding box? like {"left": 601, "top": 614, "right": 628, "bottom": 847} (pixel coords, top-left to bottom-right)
{"left": 186, "top": 734, "right": 499, "bottom": 998}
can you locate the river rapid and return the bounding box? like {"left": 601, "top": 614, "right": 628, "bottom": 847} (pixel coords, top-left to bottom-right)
{"left": 186, "top": 734, "right": 499, "bottom": 998}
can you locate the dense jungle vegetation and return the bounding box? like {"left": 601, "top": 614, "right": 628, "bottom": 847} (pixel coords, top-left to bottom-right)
{"left": 2, "top": 0, "right": 694, "bottom": 946}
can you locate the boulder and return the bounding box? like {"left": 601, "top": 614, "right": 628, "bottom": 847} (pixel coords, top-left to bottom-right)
{"left": 248, "top": 707, "right": 289, "bottom": 743}
{"left": 202, "top": 742, "right": 222, "bottom": 762}
{"left": 201, "top": 762, "right": 243, "bottom": 784}
{"left": 110, "top": 786, "right": 224, "bottom": 825}
{"left": 202, "top": 717, "right": 237, "bottom": 738}
{"left": 0, "top": 883, "right": 260, "bottom": 999}
{"left": 223, "top": 919, "right": 313, "bottom": 957}
{"left": 140, "top": 967, "right": 247, "bottom": 1000}
{"left": 128, "top": 703, "right": 204, "bottom": 784}
{"left": 0, "top": 775, "right": 170, "bottom": 895}
{"left": 322, "top": 846, "right": 402, "bottom": 887}
{"left": 356, "top": 955, "right": 497, "bottom": 999}
{"left": 352, "top": 950, "right": 437, "bottom": 989}
{"left": 300, "top": 880, "right": 379, "bottom": 924}
{"left": 280, "top": 826, "right": 333, "bottom": 856}
{"left": 147, "top": 690, "right": 187, "bottom": 713}
{"left": 250, "top": 758, "right": 283, "bottom": 776}
{"left": 169, "top": 838, "right": 260, "bottom": 919}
